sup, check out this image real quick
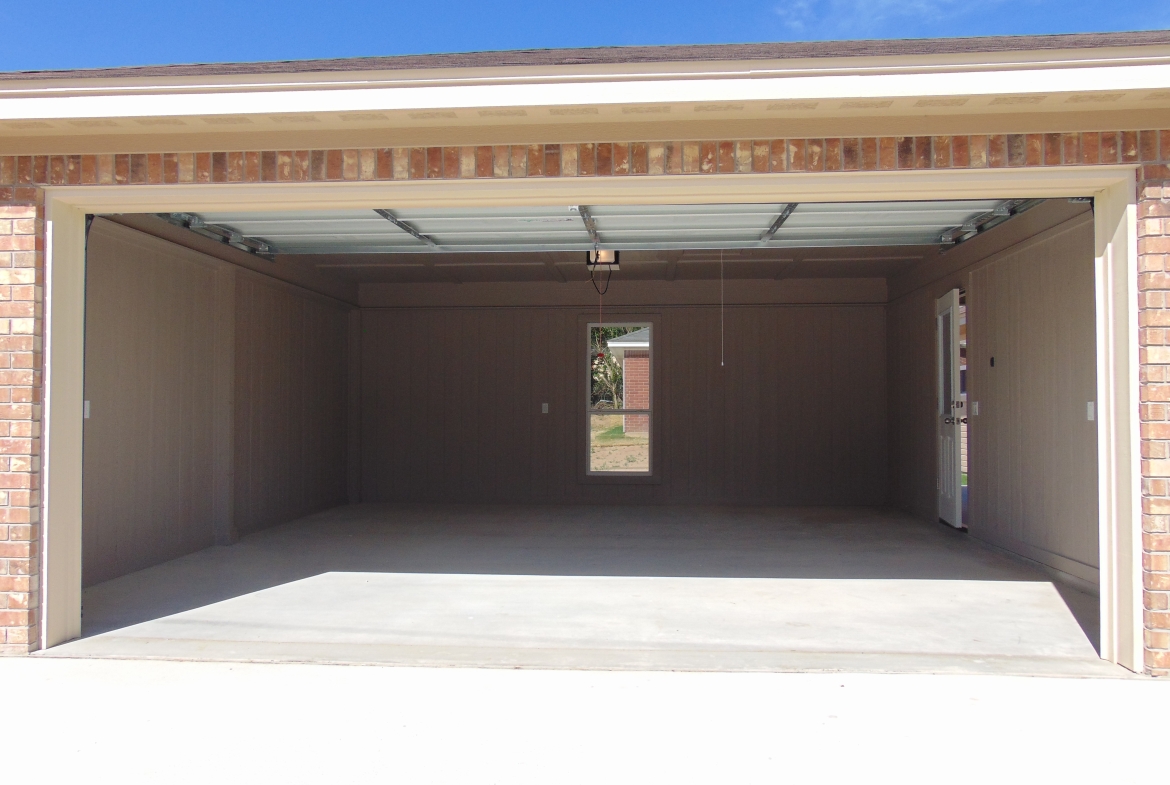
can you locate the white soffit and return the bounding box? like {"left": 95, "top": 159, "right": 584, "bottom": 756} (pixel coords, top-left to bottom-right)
{"left": 195, "top": 199, "right": 1007, "bottom": 254}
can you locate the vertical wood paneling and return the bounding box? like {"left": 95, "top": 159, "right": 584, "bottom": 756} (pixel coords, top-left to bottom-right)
{"left": 968, "top": 220, "right": 1098, "bottom": 572}
{"left": 361, "top": 304, "right": 887, "bottom": 505}
{"left": 83, "top": 221, "right": 219, "bottom": 585}
{"left": 232, "top": 274, "right": 350, "bottom": 534}
{"left": 887, "top": 214, "right": 1097, "bottom": 582}
{"left": 347, "top": 310, "right": 362, "bottom": 504}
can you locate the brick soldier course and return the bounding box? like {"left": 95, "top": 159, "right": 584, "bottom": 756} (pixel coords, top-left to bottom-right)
{"left": 2, "top": 129, "right": 1167, "bottom": 675}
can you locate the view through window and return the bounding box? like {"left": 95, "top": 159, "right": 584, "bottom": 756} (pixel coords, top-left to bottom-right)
{"left": 588, "top": 324, "right": 651, "bottom": 474}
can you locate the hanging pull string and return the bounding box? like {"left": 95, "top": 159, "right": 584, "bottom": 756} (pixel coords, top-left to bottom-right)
{"left": 720, "top": 249, "right": 725, "bottom": 367}
{"left": 589, "top": 263, "right": 611, "bottom": 297}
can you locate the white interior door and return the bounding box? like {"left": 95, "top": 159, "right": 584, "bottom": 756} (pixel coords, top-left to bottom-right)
{"left": 936, "top": 289, "right": 963, "bottom": 528}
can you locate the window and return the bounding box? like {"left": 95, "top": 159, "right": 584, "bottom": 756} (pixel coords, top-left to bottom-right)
{"left": 588, "top": 323, "right": 652, "bottom": 474}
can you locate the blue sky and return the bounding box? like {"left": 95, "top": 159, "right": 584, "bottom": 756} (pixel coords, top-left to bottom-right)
{"left": 5, "top": 0, "right": 1170, "bottom": 72}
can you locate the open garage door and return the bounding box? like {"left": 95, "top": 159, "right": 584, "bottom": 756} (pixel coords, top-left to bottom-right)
{"left": 39, "top": 194, "right": 1120, "bottom": 676}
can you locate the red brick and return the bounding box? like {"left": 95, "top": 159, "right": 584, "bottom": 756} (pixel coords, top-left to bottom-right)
{"left": 807, "top": 139, "right": 825, "bottom": 171}
{"left": 1122, "top": 130, "right": 1140, "bottom": 163}
{"left": 824, "top": 138, "right": 842, "bottom": 171}
{"left": 716, "top": 141, "right": 734, "bottom": 173}
{"left": 0, "top": 576, "right": 29, "bottom": 593}
{"left": 193, "top": 152, "right": 210, "bottom": 183}
{"left": 545, "top": 144, "right": 561, "bottom": 177}
{"left": 440, "top": 147, "right": 458, "bottom": 179}
{"left": 575, "top": 144, "right": 593, "bottom": 177}
{"left": 623, "top": 141, "right": 644, "bottom": 175}
{"left": 337, "top": 149, "right": 355, "bottom": 180}
{"left": 370, "top": 148, "right": 391, "bottom": 180}
{"left": 1140, "top": 130, "right": 1159, "bottom": 162}
{"left": 240, "top": 152, "right": 259, "bottom": 182}
{"left": 0, "top": 541, "right": 29, "bottom": 558}
{"left": 896, "top": 137, "right": 913, "bottom": 169}
{"left": 697, "top": 142, "right": 715, "bottom": 174}
{"left": 162, "top": 153, "right": 179, "bottom": 184}
{"left": 519, "top": 144, "right": 538, "bottom": 177}
{"left": 1024, "top": 134, "right": 1042, "bottom": 166}
{"left": 294, "top": 151, "right": 311, "bottom": 182}
{"left": 1101, "top": 131, "right": 1119, "bottom": 163}
{"left": 282, "top": 151, "right": 301, "bottom": 182}
{"left": 1142, "top": 165, "right": 1170, "bottom": 181}
{"left": 1006, "top": 135, "right": 1024, "bottom": 167}
{"left": 788, "top": 139, "right": 807, "bottom": 171}
{"left": 595, "top": 143, "right": 613, "bottom": 176}
{"left": 1048, "top": 133, "right": 1067, "bottom": 166}
{"left": 753, "top": 141, "right": 770, "bottom": 173}
{"left": 0, "top": 610, "right": 30, "bottom": 626}
{"left": 608, "top": 142, "right": 627, "bottom": 175}
{"left": 932, "top": 136, "right": 951, "bottom": 168}
{"left": 472, "top": 146, "right": 492, "bottom": 178}
{"left": 1081, "top": 133, "right": 1100, "bottom": 164}
{"left": 860, "top": 138, "right": 878, "bottom": 170}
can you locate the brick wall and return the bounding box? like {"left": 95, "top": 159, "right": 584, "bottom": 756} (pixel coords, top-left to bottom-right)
{"left": 1139, "top": 174, "right": 1170, "bottom": 677}
{"left": 622, "top": 350, "right": 650, "bottom": 434}
{"left": 0, "top": 192, "right": 42, "bottom": 655}
{"left": 1, "top": 132, "right": 1165, "bottom": 187}
{"left": 2, "top": 131, "right": 1169, "bottom": 672}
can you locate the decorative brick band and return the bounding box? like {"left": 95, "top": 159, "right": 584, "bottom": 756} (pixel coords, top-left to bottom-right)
{"left": 0, "top": 130, "right": 1168, "bottom": 674}
{"left": 1, "top": 131, "right": 1169, "bottom": 191}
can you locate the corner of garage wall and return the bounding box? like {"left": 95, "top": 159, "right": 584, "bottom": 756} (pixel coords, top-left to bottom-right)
{"left": 0, "top": 181, "right": 43, "bottom": 654}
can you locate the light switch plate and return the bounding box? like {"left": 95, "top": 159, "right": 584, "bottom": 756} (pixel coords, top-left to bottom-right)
{"left": 541, "top": 403, "right": 549, "bottom": 414}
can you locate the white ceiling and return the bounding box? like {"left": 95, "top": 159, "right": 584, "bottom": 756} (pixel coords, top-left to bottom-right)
{"left": 194, "top": 200, "right": 1007, "bottom": 255}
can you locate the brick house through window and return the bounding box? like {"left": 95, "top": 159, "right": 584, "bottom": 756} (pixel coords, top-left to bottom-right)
{"left": 607, "top": 327, "right": 650, "bottom": 435}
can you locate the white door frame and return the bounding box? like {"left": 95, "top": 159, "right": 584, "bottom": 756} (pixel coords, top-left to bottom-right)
{"left": 40, "top": 165, "right": 1144, "bottom": 670}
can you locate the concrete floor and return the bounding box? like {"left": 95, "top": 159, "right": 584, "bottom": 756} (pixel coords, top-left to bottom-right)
{"left": 46, "top": 504, "right": 1115, "bottom": 676}
{"left": 5, "top": 657, "right": 1165, "bottom": 784}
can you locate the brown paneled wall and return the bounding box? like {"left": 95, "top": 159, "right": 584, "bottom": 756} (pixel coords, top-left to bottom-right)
{"left": 886, "top": 202, "right": 1098, "bottom": 586}
{"left": 233, "top": 273, "right": 351, "bottom": 536}
{"left": 82, "top": 220, "right": 351, "bottom": 585}
{"left": 360, "top": 302, "right": 887, "bottom": 505}
{"left": 967, "top": 220, "right": 1099, "bottom": 584}
{"left": 82, "top": 221, "right": 221, "bottom": 585}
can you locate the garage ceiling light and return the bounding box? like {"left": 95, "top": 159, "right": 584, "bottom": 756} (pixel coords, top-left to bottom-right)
{"left": 586, "top": 248, "right": 620, "bottom": 271}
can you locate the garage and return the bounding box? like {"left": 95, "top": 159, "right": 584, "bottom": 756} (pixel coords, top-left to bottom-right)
{"left": 6, "top": 34, "right": 1163, "bottom": 675}
{"left": 39, "top": 192, "right": 1109, "bottom": 674}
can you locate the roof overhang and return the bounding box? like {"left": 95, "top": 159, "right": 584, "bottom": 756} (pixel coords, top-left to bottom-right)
{"left": 2, "top": 32, "right": 1170, "bottom": 152}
